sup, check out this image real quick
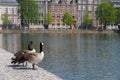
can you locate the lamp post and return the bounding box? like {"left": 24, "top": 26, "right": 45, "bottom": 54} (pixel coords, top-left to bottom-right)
{"left": 44, "top": 0, "right": 48, "bottom": 29}
{"left": 45, "top": 0, "right": 48, "bottom": 15}
{"left": 0, "top": 8, "right": 2, "bottom": 25}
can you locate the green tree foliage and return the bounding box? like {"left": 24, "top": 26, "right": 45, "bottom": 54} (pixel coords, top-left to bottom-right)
{"left": 116, "top": 7, "right": 120, "bottom": 24}
{"left": 44, "top": 13, "right": 54, "bottom": 25}
{"left": 63, "top": 12, "right": 75, "bottom": 27}
{"left": 83, "top": 13, "right": 93, "bottom": 27}
{"left": 18, "top": 0, "right": 39, "bottom": 26}
{"left": 3, "top": 13, "right": 10, "bottom": 26}
{"left": 96, "top": 2, "right": 117, "bottom": 25}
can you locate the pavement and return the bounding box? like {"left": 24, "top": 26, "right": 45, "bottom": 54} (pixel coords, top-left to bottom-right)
{"left": 0, "top": 48, "right": 63, "bottom": 80}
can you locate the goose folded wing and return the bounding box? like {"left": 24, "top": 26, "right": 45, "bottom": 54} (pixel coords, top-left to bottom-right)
{"left": 23, "top": 53, "right": 38, "bottom": 61}
{"left": 14, "top": 50, "right": 34, "bottom": 57}
{"left": 14, "top": 50, "right": 29, "bottom": 56}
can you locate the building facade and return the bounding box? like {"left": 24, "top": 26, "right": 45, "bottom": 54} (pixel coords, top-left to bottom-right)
{"left": 78, "top": 0, "right": 101, "bottom": 27}
{"left": 36, "top": 0, "right": 50, "bottom": 25}
{"left": 48, "top": 0, "right": 78, "bottom": 29}
{"left": 0, "top": 6, "right": 1, "bottom": 25}
{"left": 29, "top": 0, "right": 51, "bottom": 29}
{"left": 0, "top": 0, "right": 119, "bottom": 29}
{"left": 108, "top": 0, "right": 120, "bottom": 8}
{"left": 0, "top": 0, "right": 20, "bottom": 26}
{"left": 46, "top": 0, "right": 120, "bottom": 29}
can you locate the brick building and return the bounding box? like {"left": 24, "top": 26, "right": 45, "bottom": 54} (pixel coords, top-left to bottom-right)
{"left": 1, "top": 0, "right": 119, "bottom": 29}
{"left": 29, "top": 0, "right": 51, "bottom": 29}
{"left": 78, "top": 0, "right": 101, "bottom": 27}
{"left": 48, "top": 0, "right": 78, "bottom": 29}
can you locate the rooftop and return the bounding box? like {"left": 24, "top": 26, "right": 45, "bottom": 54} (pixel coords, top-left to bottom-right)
{"left": 0, "top": 0, "right": 18, "bottom": 6}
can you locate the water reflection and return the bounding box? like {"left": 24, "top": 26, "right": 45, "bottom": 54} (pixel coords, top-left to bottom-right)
{"left": 0, "top": 34, "right": 21, "bottom": 53}
{"left": 0, "top": 33, "right": 120, "bottom": 80}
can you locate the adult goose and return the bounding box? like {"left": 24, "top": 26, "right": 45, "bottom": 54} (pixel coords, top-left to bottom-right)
{"left": 11, "top": 41, "right": 36, "bottom": 65}
{"left": 21, "top": 42, "right": 44, "bottom": 69}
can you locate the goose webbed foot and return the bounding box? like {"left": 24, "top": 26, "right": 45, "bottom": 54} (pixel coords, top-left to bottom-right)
{"left": 23, "top": 62, "right": 27, "bottom": 66}
{"left": 32, "top": 63, "right": 35, "bottom": 70}
{"left": 23, "top": 62, "right": 25, "bottom": 66}
{"left": 25, "top": 62, "right": 28, "bottom": 66}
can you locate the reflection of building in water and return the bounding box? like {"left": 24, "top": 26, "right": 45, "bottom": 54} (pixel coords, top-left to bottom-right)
{"left": 2, "top": 34, "right": 21, "bottom": 53}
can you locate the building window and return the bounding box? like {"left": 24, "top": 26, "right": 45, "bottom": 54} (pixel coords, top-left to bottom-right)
{"left": 88, "top": 0, "right": 93, "bottom": 4}
{"left": 1, "top": 8, "right": 6, "bottom": 14}
{"left": 14, "top": 8, "right": 18, "bottom": 15}
{"left": 57, "top": 15, "right": 60, "bottom": 19}
{"left": 83, "top": 0, "right": 86, "bottom": 4}
{"left": 8, "top": 8, "right": 12, "bottom": 14}
{"left": 14, "top": 16, "right": 18, "bottom": 24}
{"left": 52, "top": 6, "right": 55, "bottom": 9}
{"left": 83, "top": 6, "right": 86, "bottom": 10}
{"left": 78, "top": 0, "right": 82, "bottom": 4}
{"left": 88, "top": 6, "right": 92, "bottom": 11}
{"left": 40, "top": 13, "right": 43, "bottom": 17}
{"left": 94, "top": 1, "right": 98, "bottom": 4}
{"left": 78, "top": 6, "right": 81, "bottom": 10}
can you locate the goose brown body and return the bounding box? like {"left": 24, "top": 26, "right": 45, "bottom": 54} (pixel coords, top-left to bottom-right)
{"left": 24, "top": 51, "right": 44, "bottom": 64}
{"left": 11, "top": 41, "right": 36, "bottom": 65}
{"left": 19, "top": 42, "right": 44, "bottom": 69}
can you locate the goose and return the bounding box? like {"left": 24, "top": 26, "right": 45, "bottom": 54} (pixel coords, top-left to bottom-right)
{"left": 11, "top": 41, "right": 36, "bottom": 65}
{"left": 21, "top": 42, "right": 44, "bottom": 69}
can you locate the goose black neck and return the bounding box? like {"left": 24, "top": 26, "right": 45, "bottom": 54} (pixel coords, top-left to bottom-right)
{"left": 39, "top": 43, "right": 43, "bottom": 53}
{"left": 28, "top": 41, "right": 33, "bottom": 50}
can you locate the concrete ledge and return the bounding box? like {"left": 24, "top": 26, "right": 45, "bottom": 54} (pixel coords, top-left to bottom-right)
{"left": 0, "top": 30, "right": 114, "bottom": 34}
{"left": 0, "top": 48, "right": 62, "bottom": 80}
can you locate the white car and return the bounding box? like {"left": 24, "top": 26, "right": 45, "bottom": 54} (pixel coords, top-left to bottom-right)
{"left": 106, "top": 25, "right": 119, "bottom": 30}
{"left": 106, "top": 25, "right": 112, "bottom": 30}
{"left": 112, "top": 25, "right": 119, "bottom": 30}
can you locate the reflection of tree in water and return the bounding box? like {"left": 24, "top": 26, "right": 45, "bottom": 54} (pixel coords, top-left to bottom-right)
{"left": 96, "top": 33, "right": 116, "bottom": 40}
{"left": 95, "top": 33, "right": 115, "bottom": 60}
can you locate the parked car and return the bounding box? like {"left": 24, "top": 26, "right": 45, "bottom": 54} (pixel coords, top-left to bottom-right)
{"left": 106, "top": 25, "right": 112, "bottom": 30}
{"left": 112, "top": 25, "right": 119, "bottom": 30}
{"left": 106, "top": 25, "right": 119, "bottom": 30}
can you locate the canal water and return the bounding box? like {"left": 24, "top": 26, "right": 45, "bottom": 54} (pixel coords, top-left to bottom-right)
{"left": 0, "top": 33, "right": 120, "bottom": 80}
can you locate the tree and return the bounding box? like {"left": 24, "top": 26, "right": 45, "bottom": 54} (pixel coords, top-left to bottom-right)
{"left": 18, "top": 0, "right": 39, "bottom": 28}
{"left": 116, "top": 7, "right": 120, "bottom": 24}
{"left": 96, "top": 2, "right": 117, "bottom": 25}
{"left": 2, "top": 13, "right": 10, "bottom": 27}
{"left": 44, "top": 13, "right": 54, "bottom": 25}
{"left": 63, "top": 12, "right": 75, "bottom": 28}
{"left": 44, "top": 13, "right": 54, "bottom": 29}
{"left": 83, "top": 13, "right": 93, "bottom": 30}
